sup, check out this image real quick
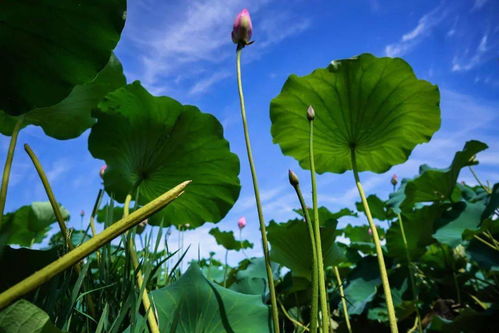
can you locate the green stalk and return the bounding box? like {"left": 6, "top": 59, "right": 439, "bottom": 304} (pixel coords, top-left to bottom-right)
{"left": 351, "top": 149, "right": 398, "bottom": 333}
{"left": 333, "top": 266, "right": 351, "bottom": 333}
{"left": 308, "top": 117, "right": 330, "bottom": 333}
{"left": 236, "top": 48, "right": 280, "bottom": 333}
{"left": 396, "top": 213, "right": 422, "bottom": 333}
{"left": 124, "top": 193, "right": 160, "bottom": 333}
{"left": 0, "top": 180, "right": 189, "bottom": 309}
{"left": 0, "top": 117, "right": 23, "bottom": 226}
{"left": 289, "top": 171, "right": 318, "bottom": 333}
{"left": 89, "top": 189, "right": 104, "bottom": 237}
{"left": 24, "top": 144, "right": 73, "bottom": 250}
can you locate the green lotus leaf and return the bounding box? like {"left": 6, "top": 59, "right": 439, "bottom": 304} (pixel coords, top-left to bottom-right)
{"left": 229, "top": 257, "right": 278, "bottom": 296}
{"left": 386, "top": 205, "right": 440, "bottom": 261}
{"left": 402, "top": 140, "right": 488, "bottom": 208}
{"left": 149, "top": 263, "right": 271, "bottom": 332}
{"left": 1, "top": 202, "right": 69, "bottom": 247}
{"left": 434, "top": 201, "right": 486, "bottom": 247}
{"left": 293, "top": 206, "right": 345, "bottom": 227}
{"left": 467, "top": 238, "right": 499, "bottom": 272}
{"left": 0, "top": 300, "right": 63, "bottom": 333}
{"left": 270, "top": 53, "right": 440, "bottom": 173}
{"left": 88, "top": 82, "right": 241, "bottom": 228}
{"left": 267, "top": 218, "right": 338, "bottom": 279}
{"left": 356, "top": 194, "right": 395, "bottom": 221}
{"left": 482, "top": 183, "right": 499, "bottom": 221}
{"left": 0, "top": 0, "right": 126, "bottom": 115}
{"left": 0, "top": 55, "right": 126, "bottom": 139}
{"left": 343, "top": 256, "right": 381, "bottom": 315}
{"left": 209, "top": 227, "right": 253, "bottom": 251}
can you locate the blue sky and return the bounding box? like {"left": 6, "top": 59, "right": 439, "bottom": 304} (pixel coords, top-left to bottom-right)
{"left": 1, "top": 0, "right": 498, "bottom": 265}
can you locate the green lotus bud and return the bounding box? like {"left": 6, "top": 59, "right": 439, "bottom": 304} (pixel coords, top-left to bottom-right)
{"left": 307, "top": 105, "right": 315, "bottom": 121}
{"left": 288, "top": 169, "right": 299, "bottom": 186}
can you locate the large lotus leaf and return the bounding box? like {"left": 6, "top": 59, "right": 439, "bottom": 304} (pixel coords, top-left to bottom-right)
{"left": 0, "top": 246, "right": 61, "bottom": 293}
{"left": 267, "top": 218, "right": 338, "bottom": 280}
{"left": 386, "top": 205, "right": 440, "bottom": 261}
{"left": 149, "top": 263, "right": 271, "bottom": 333}
{"left": 209, "top": 227, "right": 253, "bottom": 251}
{"left": 343, "top": 256, "right": 381, "bottom": 315}
{"left": 0, "top": 300, "right": 63, "bottom": 333}
{"left": 230, "top": 257, "right": 278, "bottom": 296}
{"left": 402, "top": 140, "right": 488, "bottom": 208}
{"left": 0, "top": 55, "right": 126, "bottom": 139}
{"left": 0, "top": 0, "right": 126, "bottom": 115}
{"left": 467, "top": 238, "right": 499, "bottom": 272}
{"left": 270, "top": 53, "right": 440, "bottom": 174}
{"left": 356, "top": 194, "right": 395, "bottom": 221}
{"left": 88, "top": 82, "right": 241, "bottom": 228}
{"left": 1, "top": 202, "right": 69, "bottom": 247}
{"left": 434, "top": 201, "right": 486, "bottom": 247}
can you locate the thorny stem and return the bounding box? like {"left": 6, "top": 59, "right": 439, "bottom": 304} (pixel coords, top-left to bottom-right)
{"left": 351, "top": 149, "right": 398, "bottom": 333}
{"left": 397, "top": 213, "right": 422, "bottom": 333}
{"left": 124, "top": 194, "right": 160, "bottom": 333}
{"left": 333, "top": 266, "right": 352, "bottom": 333}
{"left": 291, "top": 178, "right": 319, "bottom": 333}
{"left": 0, "top": 117, "right": 23, "bottom": 227}
{"left": 309, "top": 120, "right": 330, "bottom": 333}
{"left": 0, "top": 180, "right": 189, "bottom": 309}
{"left": 236, "top": 48, "right": 280, "bottom": 333}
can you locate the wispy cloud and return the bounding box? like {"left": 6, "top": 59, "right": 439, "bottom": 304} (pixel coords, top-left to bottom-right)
{"left": 385, "top": 5, "right": 446, "bottom": 57}
{"left": 121, "top": 0, "right": 310, "bottom": 95}
{"left": 451, "top": 34, "right": 494, "bottom": 72}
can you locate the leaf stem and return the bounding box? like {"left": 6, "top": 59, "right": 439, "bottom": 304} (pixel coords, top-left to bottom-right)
{"left": 89, "top": 189, "right": 104, "bottom": 237}
{"left": 236, "top": 48, "right": 280, "bottom": 333}
{"left": 309, "top": 119, "right": 330, "bottom": 333}
{"left": 124, "top": 193, "right": 160, "bottom": 333}
{"left": 333, "top": 266, "right": 352, "bottom": 333}
{"left": 0, "top": 117, "right": 23, "bottom": 226}
{"left": 290, "top": 176, "right": 319, "bottom": 333}
{"left": 350, "top": 149, "right": 398, "bottom": 333}
{"left": 24, "top": 144, "right": 73, "bottom": 251}
{"left": 468, "top": 166, "right": 491, "bottom": 194}
{"left": 0, "top": 180, "right": 189, "bottom": 309}
{"left": 396, "top": 213, "right": 422, "bottom": 333}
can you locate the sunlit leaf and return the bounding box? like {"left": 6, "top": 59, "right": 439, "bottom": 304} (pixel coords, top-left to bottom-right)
{"left": 270, "top": 53, "right": 440, "bottom": 173}
{"left": 88, "top": 82, "right": 241, "bottom": 228}
{"left": 209, "top": 227, "right": 253, "bottom": 251}
{"left": 0, "top": 299, "right": 63, "bottom": 333}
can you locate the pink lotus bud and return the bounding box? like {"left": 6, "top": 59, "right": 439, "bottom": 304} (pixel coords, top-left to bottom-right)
{"left": 391, "top": 174, "right": 398, "bottom": 186}
{"left": 99, "top": 165, "right": 107, "bottom": 179}
{"left": 231, "top": 9, "right": 253, "bottom": 46}
{"left": 80, "top": 210, "right": 85, "bottom": 217}
{"left": 238, "top": 216, "right": 247, "bottom": 229}
{"left": 368, "top": 227, "right": 373, "bottom": 235}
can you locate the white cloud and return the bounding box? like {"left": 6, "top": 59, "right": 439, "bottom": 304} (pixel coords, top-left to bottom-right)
{"left": 384, "top": 5, "right": 446, "bottom": 57}
{"left": 472, "top": 0, "right": 488, "bottom": 10}
{"left": 451, "top": 34, "right": 490, "bottom": 72}
{"left": 122, "top": 0, "right": 310, "bottom": 95}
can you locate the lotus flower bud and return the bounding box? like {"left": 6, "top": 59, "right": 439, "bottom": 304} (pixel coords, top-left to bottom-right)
{"left": 307, "top": 105, "right": 315, "bottom": 121}
{"left": 368, "top": 227, "right": 373, "bottom": 236}
{"left": 99, "top": 165, "right": 107, "bottom": 179}
{"left": 231, "top": 9, "right": 253, "bottom": 46}
{"left": 238, "top": 216, "right": 247, "bottom": 229}
{"left": 80, "top": 210, "right": 85, "bottom": 217}
{"left": 391, "top": 174, "right": 398, "bottom": 186}
{"left": 288, "top": 169, "right": 299, "bottom": 186}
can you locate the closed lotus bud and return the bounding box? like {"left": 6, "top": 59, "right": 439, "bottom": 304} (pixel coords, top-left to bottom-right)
{"left": 231, "top": 9, "right": 253, "bottom": 46}
{"left": 99, "top": 165, "right": 107, "bottom": 179}
{"left": 288, "top": 169, "right": 299, "bottom": 186}
{"left": 80, "top": 210, "right": 85, "bottom": 217}
{"left": 238, "top": 216, "right": 247, "bottom": 229}
{"left": 368, "top": 227, "right": 373, "bottom": 236}
{"left": 391, "top": 174, "right": 398, "bottom": 186}
{"left": 307, "top": 105, "right": 315, "bottom": 121}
